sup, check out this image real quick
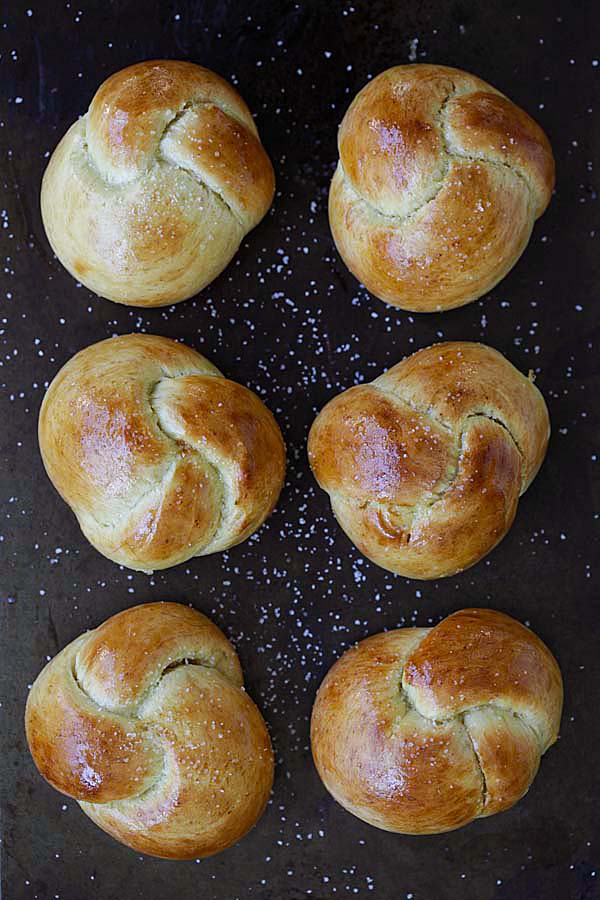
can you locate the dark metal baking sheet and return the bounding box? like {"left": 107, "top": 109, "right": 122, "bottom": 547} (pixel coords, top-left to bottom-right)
{"left": 1, "top": 1, "right": 599, "bottom": 897}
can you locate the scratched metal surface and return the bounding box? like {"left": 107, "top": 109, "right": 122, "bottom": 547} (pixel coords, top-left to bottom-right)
{"left": 1, "top": 1, "right": 599, "bottom": 898}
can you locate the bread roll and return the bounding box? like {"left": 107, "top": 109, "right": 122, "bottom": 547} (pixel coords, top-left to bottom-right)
{"left": 38, "top": 333, "right": 286, "bottom": 571}
{"left": 41, "top": 60, "right": 275, "bottom": 306}
{"left": 311, "top": 608, "right": 562, "bottom": 834}
{"left": 329, "top": 64, "right": 554, "bottom": 311}
{"left": 308, "top": 341, "right": 549, "bottom": 579}
{"left": 25, "top": 602, "right": 274, "bottom": 858}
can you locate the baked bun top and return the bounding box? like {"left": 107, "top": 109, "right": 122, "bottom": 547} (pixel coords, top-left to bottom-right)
{"left": 311, "top": 608, "right": 562, "bottom": 834}
{"left": 41, "top": 60, "right": 275, "bottom": 306}
{"left": 25, "top": 602, "right": 274, "bottom": 859}
{"left": 329, "top": 64, "right": 554, "bottom": 311}
{"left": 39, "top": 333, "right": 286, "bottom": 571}
{"left": 308, "top": 342, "right": 549, "bottom": 579}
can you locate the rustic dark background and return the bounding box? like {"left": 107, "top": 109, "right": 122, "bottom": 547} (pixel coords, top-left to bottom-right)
{"left": 1, "top": 1, "right": 599, "bottom": 898}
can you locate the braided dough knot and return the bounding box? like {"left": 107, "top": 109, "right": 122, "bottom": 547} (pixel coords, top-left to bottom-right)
{"left": 25, "top": 603, "right": 274, "bottom": 858}
{"left": 308, "top": 342, "right": 549, "bottom": 579}
{"left": 41, "top": 60, "right": 275, "bottom": 306}
{"left": 39, "top": 334, "right": 286, "bottom": 572}
{"left": 329, "top": 64, "right": 555, "bottom": 311}
{"left": 311, "top": 608, "right": 563, "bottom": 834}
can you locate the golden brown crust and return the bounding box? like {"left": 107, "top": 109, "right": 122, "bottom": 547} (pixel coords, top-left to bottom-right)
{"left": 310, "top": 608, "right": 562, "bottom": 834}
{"left": 403, "top": 609, "right": 563, "bottom": 748}
{"left": 329, "top": 64, "right": 555, "bottom": 312}
{"left": 38, "top": 334, "right": 286, "bottom": 572}
{"left": 25, "top": 602, "right": 274, "bottom": 859}
{"left": 307, "top": 342, "right": 550, "bottom": 579}
{"left": 41, "top": 60, "right": 275, "bottom": 307}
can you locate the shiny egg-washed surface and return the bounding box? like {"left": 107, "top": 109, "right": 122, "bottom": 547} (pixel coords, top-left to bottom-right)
{"left": 38, "top": 334, "right": 286, "bottom": 572}
{"left": 41, "top": 60, "right": 275, "bottom": 306}
{"left": 311, "top": 609, "right": 562, "bottom": 834}
{"left": 25, "top": 603, "right": 274, "bottom": 858}
{"left": 308, "top": 343, "right": 550, "bottom": 578}
{"left": 329, "top": 64, "right": 555, "bottom": 312}
{"left": 2, "top": 0, "right": 598, "bottom": 898}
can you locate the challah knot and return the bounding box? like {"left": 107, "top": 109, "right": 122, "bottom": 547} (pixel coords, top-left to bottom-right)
{"left": 311, "top": 608, "right": 562, "bottom": 835}
{"left": 308, "top": 342, "right": 549, "bottom": 579}
{"left": 25, "top": 602, "right": 274, "bottom": 859}
{"left": 329, "top": 64, "right": 555, "bottom": 312}
{"left": 38, "top": 334, "right": 286, "bottom": 572}
{"left": 41, "top": 60, "right": 275, "bottom": 306}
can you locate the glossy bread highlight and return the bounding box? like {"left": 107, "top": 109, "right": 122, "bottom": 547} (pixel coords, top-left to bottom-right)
{"left": 38, "top": 333, "right": 286, "bottom": 572}
{"left": 41, "top": 60, "right": 275, "bottom": 306}
{"left": 308, "top": 342, "right": 549, "bottom": 579}
{"left": 311, "top": 608, "right": 562, "bottom": 834}
{"left": 25, "top": 602, "right": 274, "bottom": 859}
{"left": 329, "top": 64, "right": 554, "bottom": 311}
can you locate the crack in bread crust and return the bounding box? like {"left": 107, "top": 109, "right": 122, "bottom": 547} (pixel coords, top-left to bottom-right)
{"left": 157, "top": 101, "right": 248, "bottom": 226}
{"left": 392, "top": 629, "right": 486, "bottom": 816}
{"left": 461, "top": 713, "right": 488, "bottom": 809}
